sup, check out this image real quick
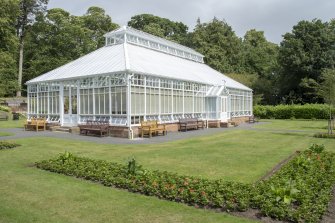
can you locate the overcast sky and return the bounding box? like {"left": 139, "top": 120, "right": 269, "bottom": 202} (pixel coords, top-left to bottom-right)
{"left": 48, "top": 0, "right": 334, "bottom": 44}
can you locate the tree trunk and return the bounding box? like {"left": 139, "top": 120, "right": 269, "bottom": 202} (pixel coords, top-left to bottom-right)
{"left": 17, "top": 38, "right": 24, "bottom": 97}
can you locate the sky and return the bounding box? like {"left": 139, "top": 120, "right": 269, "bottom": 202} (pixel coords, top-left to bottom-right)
{"left": 48, "top": 0, "right": 335, "bottom": 44}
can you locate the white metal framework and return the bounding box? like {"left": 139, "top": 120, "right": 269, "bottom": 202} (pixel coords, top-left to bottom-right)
{"left": 26, "top": 26, "right": 252, "bottom": 129}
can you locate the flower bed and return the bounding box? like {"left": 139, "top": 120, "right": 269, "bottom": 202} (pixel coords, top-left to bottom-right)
{"left": 0, "top": 141, "right": 20, "bottom": 150}
{"left": 36, "top": 153, "right": 254, "bottom": 211}
{"left": 254, "top": 144, "right": 335, "bottom": 222}
{"left": 36, "top": 145, "right": 335, "bottom": 222}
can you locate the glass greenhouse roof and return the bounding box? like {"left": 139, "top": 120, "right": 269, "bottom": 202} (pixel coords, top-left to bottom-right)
{"left": 27, "top": 27, "right": 251, "bottom": 91}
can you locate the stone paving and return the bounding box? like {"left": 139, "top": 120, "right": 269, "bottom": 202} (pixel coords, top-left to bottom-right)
{"left": 0, "top": 123, "right": 263, "bottom": 145}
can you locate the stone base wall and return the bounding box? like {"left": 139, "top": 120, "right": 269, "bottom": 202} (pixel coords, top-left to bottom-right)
{"left": 230, "top": 116, "right": 250, "bottom": 125}
{"left": 109, "top": 126, "right": 130, "bottom": 138}
{"left": 46, "top": 123, "right": 60, "bottom": 131}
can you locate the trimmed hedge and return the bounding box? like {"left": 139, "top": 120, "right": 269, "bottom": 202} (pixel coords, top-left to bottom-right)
{"left": 254, "top": 104, "right": 335, "bottom": 119}
{"left": 0, "top": 141, "right": 20, "bottom": 150}
{"left": 36, "top": 146, "right": 335, "bottom": 222}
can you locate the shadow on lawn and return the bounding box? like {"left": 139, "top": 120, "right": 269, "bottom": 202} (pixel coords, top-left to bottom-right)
{"left": 270, "top": 132, "right": 312, "bottom": 137}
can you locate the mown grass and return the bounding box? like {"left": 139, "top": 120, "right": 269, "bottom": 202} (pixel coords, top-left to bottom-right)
{"left": 0, "top": 119, "right": 334, "bottom": 223}
{"left": 0, "top": 119, "right": 24, "bottom": 128}
{"left": 0, "top": 131, "right": 13, "bottom": 136}
{"left": 255, "top": 119, "right": 328, "bottom": 131}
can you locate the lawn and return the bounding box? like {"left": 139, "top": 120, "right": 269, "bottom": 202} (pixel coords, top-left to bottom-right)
{"left": 254, "top": 119, "right": 329, "bottom": 131}
{"left": 0, "top": 119, "right": 24, "bottom": 128}
{"left": 0, "top": 131, "right": 13, "bottom": 136}
{"left": 0, "top": 119, "right": 334, "bottom": 223}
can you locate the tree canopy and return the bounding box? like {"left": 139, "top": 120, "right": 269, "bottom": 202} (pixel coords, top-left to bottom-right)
{"left": 1, "top": 2, "right": 334, "bottom": 107}
{"left": 128, "top": 14, "right": 188, "bottom": 43}
{"left": 278, "top": 19, "right": 335, "bottom": 104}
{"left": 0, "top": 0, "right": 19, "bottom": 97}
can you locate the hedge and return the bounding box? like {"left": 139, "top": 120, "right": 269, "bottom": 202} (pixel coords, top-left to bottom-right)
{"left": 254, "top": 104, "right": 335, "bottom": 119}
{"left": 0, "top": 141, "right": 20, "bottom": 150}
{"left": 36, "top": 146, "right": 335, "bottom": 222}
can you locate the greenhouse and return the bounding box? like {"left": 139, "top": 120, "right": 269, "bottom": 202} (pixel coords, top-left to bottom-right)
{"left": 26, "top": 26, "right": 252, "bottom": 136}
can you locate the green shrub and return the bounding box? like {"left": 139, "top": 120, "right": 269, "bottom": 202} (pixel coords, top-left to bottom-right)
{"left": 254, "top": 104, "right": 334, "bottom": 119}
{"left": 0, "top": 105, "right": 10, "bottom": 112}
{"left": 0, "top": 141, "right": 20, "bottom": 150}
{"left": 314, "top": 133, "right": 335, "bottom": 139}
{"left": 254, "top": 147, "right": 335, "bottom": 222}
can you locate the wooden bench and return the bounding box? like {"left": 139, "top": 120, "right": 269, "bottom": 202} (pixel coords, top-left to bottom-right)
{"left": 248, "top": 116, "right": 259, "bottom": 123}
{"left": 78, "top": 120, "right": 109, "bottom": 137}
{"left": 24, "top": 118, "right": 47, "bottom": 131}
{"left": 0, "top": 112, "right": 8, "bottom": 121}
{"left": 140, "top": 120, "right": 166, "bottom": 138}
{"left": 179, "top": 118, "right": 205, "bottom": 132}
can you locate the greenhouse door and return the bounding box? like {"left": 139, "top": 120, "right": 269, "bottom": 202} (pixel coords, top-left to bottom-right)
{"left": 220, "top": 96, "right": 228, "bottom": 121}
{"left": 62, "top": 84, "right": 78, "bottom": 126}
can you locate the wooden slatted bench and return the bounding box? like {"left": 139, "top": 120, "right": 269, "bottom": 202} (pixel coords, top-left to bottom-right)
{"left": 179, "top": 118, "right": 205, "bottom": 132}
{"left": 78, "top": 120, "right": 109, "bottom": 137}
{"left": 140, "top": 120, "right": 166, "bottom": 138}
{"left": 0, "top": 112, "right": 8, "bottom": 121}
{"left": 24, "top": 118, "right": 47, "bottom": 131}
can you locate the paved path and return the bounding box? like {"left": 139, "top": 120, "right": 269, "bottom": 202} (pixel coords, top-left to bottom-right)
{"left": 0, "top": 123, "right": 264, "bottom": 144}
{"left": 0, "top": 122, "right": 313, "bottom": 145}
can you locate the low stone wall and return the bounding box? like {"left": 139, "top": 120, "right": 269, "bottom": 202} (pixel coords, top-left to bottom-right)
{"left": 230, "top": 116, "right": 250, "bottom": 125}
{"left": 109, "top": 126, "right": 130, "bottom": 138}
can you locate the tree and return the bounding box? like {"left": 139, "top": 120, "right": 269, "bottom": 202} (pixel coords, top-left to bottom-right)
{"left": 16, "top": 0, "right": 48, "bottom": 97}
{"left": 318, "top": 69, "right": 335, "bottom": 134}
{"left": 0, "top": 0, "right": 19, "bottom": 97}
{"left": 243, "top": 29, "right": 279, "bottom": 77}
{"left": 23, "top": 7, "right": 118, "bottom": 82}
{"left": 190, "top": 18, "right": 244, "bottom": 74}
{"left": 82, "top": 6, "right": 119, "bottom": 49}
{"left": 242, "top": 29, "right": 280, "bottom": 104}
{"left": 278, "top": 19, "right": 335, "bottom": 104}
{"left": 128, "top": 14, "right": 188, "bottom": 43}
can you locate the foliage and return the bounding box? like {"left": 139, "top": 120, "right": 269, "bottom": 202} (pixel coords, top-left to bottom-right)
{"left": 37, "top": 144, "right": 335, "bottom": 222}
{"left": 254, "top": 146, "right": 335, "bottom": 222}
{"left": 278, "top": 19, "right": 335, "bottom": 104}
{"left": 0, "top": 0, "right": 19, "bottom": 97}
{"left": 82, "top": 6, "right": 119, "bottom": 48}
{"left": 36, "top": 152, "right": 255, "bottom": 212}
{"left": 190, "top": 18, "right": 244, "bottom": 74}
{"left": 0, "top": 106, "right": 11, "bottom": 112}
{"left": 254, "top": 104, "right": 335, "bottom": 119}
{"left": 128, "top": 14, "right": 188, "bottom": 44}
{"left": 314, "top": 133, "right": 335, "bottom": 139}
{"left": 0, "top": 141, "right": 20, "bottom": 150}
{"left": 318, "top": 68, "right": 335, "bottom": 104}
{"left": 23, "top": 7, "right": 118, "bottom": 83}
{"left": 16, "top": 0, "right": 49, "bottom": 96}
{"left": 308, "top": 144, "right": 325, "bottom": 153}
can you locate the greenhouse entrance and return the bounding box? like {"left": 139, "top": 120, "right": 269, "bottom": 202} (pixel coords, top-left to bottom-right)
{"left": 61, "top": 83, "right": 78, "bottom": 126}
{"left": 220, "top": 96, "right": 229, "bottom": 121}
